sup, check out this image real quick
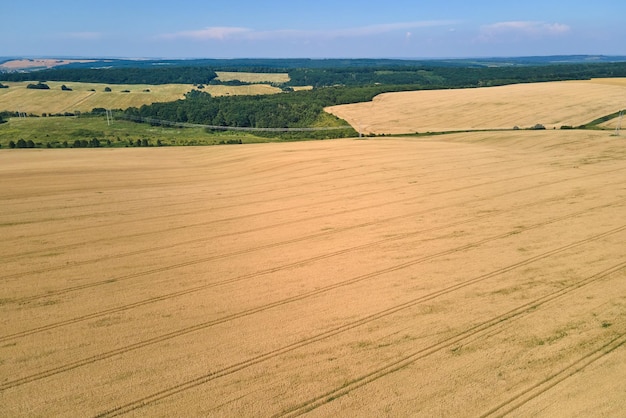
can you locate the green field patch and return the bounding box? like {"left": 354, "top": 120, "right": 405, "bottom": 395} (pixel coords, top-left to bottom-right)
{"left": 0, "top": 115, "right": 321, "bottom": 148}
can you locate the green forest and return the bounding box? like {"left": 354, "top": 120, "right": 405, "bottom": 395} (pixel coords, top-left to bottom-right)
{"left": 119, "top": 61, "right": 626, "bottom": 135}
{"left": 3, "top": 57, "right": 626, "bottom": 142}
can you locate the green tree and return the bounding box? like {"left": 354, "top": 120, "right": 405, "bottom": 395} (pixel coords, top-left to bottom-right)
{"left": 26, "top": 82, "right": 50, "bottom": 90}
{"left": 16, "top": 139, "right": 27, "bottom": 148}
{"left": 9, "top": 140, "right": 16, "bottom": 148}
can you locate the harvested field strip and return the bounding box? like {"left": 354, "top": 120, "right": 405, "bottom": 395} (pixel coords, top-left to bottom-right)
{"left": 2, "top": 130, "right": 626, "bottom": 416}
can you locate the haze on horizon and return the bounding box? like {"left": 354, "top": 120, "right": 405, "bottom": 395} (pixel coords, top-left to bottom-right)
{"left": 2, "top": 0, "right": 625, "bottom": 59}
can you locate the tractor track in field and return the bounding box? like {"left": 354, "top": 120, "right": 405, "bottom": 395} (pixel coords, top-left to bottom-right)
{"left": 0, "top": 185, "right": 608, "bottom": 342}
{"left": 92, "top": 232, "right": 626, "bottom": 417}
{"left": 274, "top": 261, "right": 626, "bottom": 418}
{"left": 480, "top": 331, "right": 626, "bottom": 417}
{"left": 4, "top": 161, "right": 612, "bottom": 296}
{"left": 2, "top": 149, "right": 491, "bottom": 217}
{"left": 2, "top": 197, "right": 625, "bottom": 392}
{"left": 1, "top": 152, "right": 506, "bottom": 251}
{"left": 4, "top": 161, "right": 625, "bottom": 307}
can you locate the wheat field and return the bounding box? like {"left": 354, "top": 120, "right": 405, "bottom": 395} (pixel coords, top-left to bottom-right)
{"left": 0, "top": 81, "right": 282, "bottom": 115}
{"left": 2, "top": 130, "right": 626, "bottom": 416}
{"left": 215, "top": 71, "right": 290, "bottom": 83}
{"left": 325, "top": 78, "right": 626, "bottom": 134}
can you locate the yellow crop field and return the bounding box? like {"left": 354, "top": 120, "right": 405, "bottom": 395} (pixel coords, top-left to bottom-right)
{"left": 325, "top": 78, "right": 626, "bottom": 134}
{"left": 2, "top": 130, "right": 626, "bottom": 416}
{"left": 0, "top": 81, "right": 283, "bottom": 115}
{"left": 215, "top": 71, "right": 290, "bottom": 83}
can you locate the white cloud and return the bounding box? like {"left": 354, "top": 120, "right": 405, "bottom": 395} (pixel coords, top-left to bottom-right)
{"left": 62, "top": 32, "right": 104, "bottom": 40}
{"left": 160, "top": 20, "right": 457, "bottom": 42}
{"left": 479, "top": 21, "right": 570, "bottom": 41}
{"left": 160, "top": 26, "right": 251, "bottom": 40}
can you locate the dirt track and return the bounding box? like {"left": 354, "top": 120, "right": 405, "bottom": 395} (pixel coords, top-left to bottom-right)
{"left": 1, "top": 130, "right": 626, "bottom": 416}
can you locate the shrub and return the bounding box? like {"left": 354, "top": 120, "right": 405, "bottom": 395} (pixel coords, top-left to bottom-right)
{"left": 26, "top": 82, "right": 50, "bottom": 90}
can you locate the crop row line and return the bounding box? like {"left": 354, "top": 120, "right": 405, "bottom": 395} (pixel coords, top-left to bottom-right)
{"left": 275, "top": 261, "right": 626, "bottom": 417}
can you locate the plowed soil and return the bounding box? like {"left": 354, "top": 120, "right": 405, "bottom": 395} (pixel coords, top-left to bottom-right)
{"left": 2, "top": 130, "right": 626, "bottom": 417}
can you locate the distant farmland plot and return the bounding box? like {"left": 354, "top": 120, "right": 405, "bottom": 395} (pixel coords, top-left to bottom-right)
{"left": 215, "top": 71, "right": 290, "bottom": 83}
{"left": 2, "top": 130, "right": 626, "bottom": 416}
{"left": 325, "top": 78, "right": 626, "bottom": 134}
{"left": 0, "top": 81, "right": 283, "bottom": 115}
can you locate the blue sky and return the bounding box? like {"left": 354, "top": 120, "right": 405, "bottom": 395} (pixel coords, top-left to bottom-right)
{"left": 2, "top": 0, "right": 625, "bottom": 58}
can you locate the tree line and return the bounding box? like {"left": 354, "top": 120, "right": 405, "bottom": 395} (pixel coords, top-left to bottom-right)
{"left": 0, "top": 67, "right": 218, "bottom": 85}
{"left": 285, "top": 62, "right": 626, "bottom": 88}
{"left": 127, "top": 62, "right": 626, "bottom": 133}
{"left": 4, "top": 60, "right": 626, "bottom": 89}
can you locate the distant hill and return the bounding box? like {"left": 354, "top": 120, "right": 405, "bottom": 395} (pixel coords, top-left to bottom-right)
{"left": 2, "top": 55, "right": 626, "bottom": 73}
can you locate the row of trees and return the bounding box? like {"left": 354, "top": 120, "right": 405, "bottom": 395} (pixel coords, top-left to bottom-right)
{"left": 123, "top": 84, "right": 424, "bottom": 132}
{"left": 285, "top": 62, "right": 626, "bottom": 88}
{"left": 6, "top": 137, "right": 166, "bottom": 149}
{"left": 9, "top": 139, "right": 37, "bottom": 148}
{"left": 0, "top": 67, "right": 218, "bottom": 85}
